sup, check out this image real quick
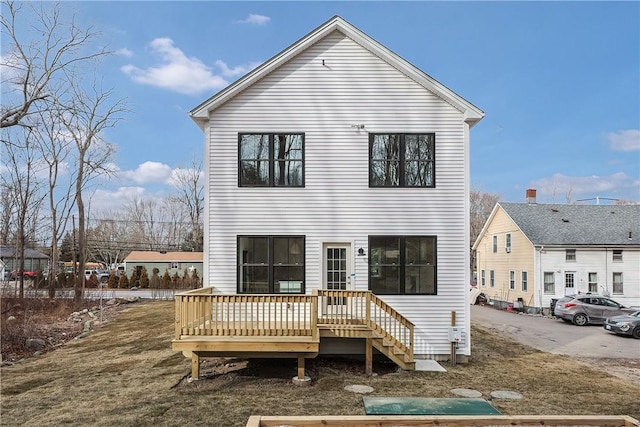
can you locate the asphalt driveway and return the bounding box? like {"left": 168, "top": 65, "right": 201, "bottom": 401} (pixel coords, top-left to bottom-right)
{"left": 471, "top": 305, "right": 640, "bottom": 359}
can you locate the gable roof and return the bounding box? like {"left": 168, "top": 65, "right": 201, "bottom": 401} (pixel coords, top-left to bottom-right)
{"left": 190, "top": 15, "right": 484, "bottom": 127}
{"left": 498, "top": 203, "right": 640, "bottom": 246}
{"left": 124, "top": 251, "right": 203, "bottom": 262}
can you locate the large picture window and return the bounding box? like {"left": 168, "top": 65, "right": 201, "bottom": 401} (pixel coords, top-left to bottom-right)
{"left": 238, "top": 236, "right": 305, "bottom": 293}
{"left": 369, "top": 133, "right": 435, "bottom": 187}
{"left": 369, "top": 236, "right": 436, "bottom": 295}
{"left": 239, "top": 133, "right": 304, "bottom": 187}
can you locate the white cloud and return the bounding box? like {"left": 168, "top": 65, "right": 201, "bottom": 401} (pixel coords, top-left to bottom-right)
{"left": 531, "top": 172, "right": 639, "bottom": 202}
{"left": 120, "top": 161, "right": 173, "bottom": 184}
{"left": 115, "top": 47, "right": 134, "bottom": 57}
{"left": 89, "top": 186, "right": 147, "bottom": 212}
{"left": 167, "top": 167, "right": 204, "bottom": 188}
{"left": 121, "top": 37, "right": 228, "bottom": 95}
{"left": 0, "top": 51, "right": 22, "bottom": 83}
{"left": 237, "top": 14, "right": 271, "bottom": 26}
{"left": 607, "top": 129, "right": 640, "bottom": 152}
{"left": 215, "top": 59, "right": 261, "bottom": 78}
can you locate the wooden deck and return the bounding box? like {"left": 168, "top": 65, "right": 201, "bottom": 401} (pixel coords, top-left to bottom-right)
{"left": 172, "top": 288, "right": 414, "bottom": 379}
{"left": 246, "top": 415, "right": 640, "bottom": 427}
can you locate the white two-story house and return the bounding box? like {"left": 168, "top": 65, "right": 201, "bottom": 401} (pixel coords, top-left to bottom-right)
{"left": 173, "top": 15, "right": 484, "bottom": 379}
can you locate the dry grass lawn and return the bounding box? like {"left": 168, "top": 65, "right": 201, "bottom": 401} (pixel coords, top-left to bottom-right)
{"left": 1, "top": 301, "right": 638, "bottom": 427}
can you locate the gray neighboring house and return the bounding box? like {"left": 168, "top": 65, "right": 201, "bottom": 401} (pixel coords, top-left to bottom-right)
{"left": 0, "top": 245, "right": 49, "bottom": 278}
{"left": 474, "top": 196, "right": 640, "bottom": 311}
{"left": 123, "top": 251, "right": 203, "bottom": 280}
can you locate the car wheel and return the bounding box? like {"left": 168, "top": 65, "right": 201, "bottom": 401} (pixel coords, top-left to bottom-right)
{"left": 573, "top": 313, "right": 588, "bottom": 326}
{"left": 633, "top": 327, "right": 640, "bottom": 339}
{"left": 477, "top": 294, "right": 487, "bottom": 306}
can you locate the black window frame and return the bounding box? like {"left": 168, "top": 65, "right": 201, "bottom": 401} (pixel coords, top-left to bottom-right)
{"left": 238, "top": 133, "right": 305, "bottom": 187}
{"left": 237, "top": 235, "right": 305, "bottom": 294}
{"left": 369, "top": 133, "right": 436, "bottom": 188}
{"left": 368, "top": 235, "right": 437, "bottom": 295}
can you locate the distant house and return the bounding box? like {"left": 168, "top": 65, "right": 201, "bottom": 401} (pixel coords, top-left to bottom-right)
{"left": 174, "top": 14, "right": 484, "bottom": 379}
{"left": 0, "top": 245, "right": 49, "bottom": 277}
{"left": 123, "top": 251, "right": 203, "bottom": 280}
{"left": 473, "top": 190, "right": 640, "bottom": 312}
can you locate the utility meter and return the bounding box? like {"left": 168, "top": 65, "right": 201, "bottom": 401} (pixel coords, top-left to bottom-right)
{"left": 448, "top": 327, "right": 462, "bottom": 343}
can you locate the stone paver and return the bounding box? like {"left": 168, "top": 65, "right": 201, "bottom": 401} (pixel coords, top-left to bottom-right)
{"left": 344, "top": 384, "right": 374, "bottom": 394}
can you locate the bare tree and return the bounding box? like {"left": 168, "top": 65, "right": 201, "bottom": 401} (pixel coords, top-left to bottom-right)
{"left": 0, "top": 1, "right": 107, "bottom": 129}
{"left": 470, "top": 187, "right": 500, "bottom": 276}
{"left": 169, "top": 157, "right": 204, "bottom": 251}
{"left": 34, "top": 102, "right": 76, "bottom": 297}
{"left": 120, "top": 196, "right": 188, "bottom": 251}
{"left": 86, "top": 212, "right": 130, "bottom": 268}
{"left": 0, "top": 125, "right": 45, "bottom": 297}
{"left": 0, "top": 185, "right": 15, "bottom": 246}
{"left": 60, "top": 80, "right": 126, "bottom": 300}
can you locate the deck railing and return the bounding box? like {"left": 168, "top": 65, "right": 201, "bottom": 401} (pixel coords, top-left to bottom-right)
{"left": 315, "top": 290, "right": 413, "bottom": 356}
{"left": 175, "top": 288, "right": 317, "bottom": 340}
{"left": 175, "top": 288, "right": 413, "bottom": 359}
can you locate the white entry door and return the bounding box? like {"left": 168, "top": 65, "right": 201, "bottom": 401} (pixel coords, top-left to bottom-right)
{"left": 323, "top": 244, "right": 352, "bottom": 310}
{"left": 564, "top": 272, "right": 575, "bottom": 295}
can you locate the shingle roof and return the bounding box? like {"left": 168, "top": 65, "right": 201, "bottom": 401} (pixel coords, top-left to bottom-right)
{"left": 124, "top": 251, "right": 203, "bottom": 262}
{"left": 0, "top": 245, "right": 49, "bottom": 259}
{"left": 499, "top": 203, "right": 640, "bottom": 246}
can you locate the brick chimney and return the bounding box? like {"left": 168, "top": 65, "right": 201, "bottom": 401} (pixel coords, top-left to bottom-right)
{"left": 526, "top": 188, "right": 537, "bottom": 204}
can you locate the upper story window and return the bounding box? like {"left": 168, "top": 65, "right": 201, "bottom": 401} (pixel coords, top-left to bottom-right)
{"left": 565, "top": 249, "right": 576, "bottom": 262}
{"left": 505, "top": 233, "right": 512, "bottom": 253}
{"left": 369, "top": 133, "right": 435, "bottom": 187}
{"left": 492, "top": 235, "right": 498, "bottom": 253}
{"left": 612, "top": 250, "right": 623, "bottom": 262}
{"left": 239, "top": 133, "right": 304, "bottom": 187}
{"left": 369, "top": 235, "right": 436, "bottom": 295}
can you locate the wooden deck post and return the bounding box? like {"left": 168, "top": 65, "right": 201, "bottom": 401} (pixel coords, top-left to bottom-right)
{"left": 191, "top": 352, "right": 200, "bottom": 379}
{"left": 297, "top": 355, "right": 305, "bottom": 379}
{"left": 365, "top": 338, "right": 372, "bottom": 375}
{"left": 450, "top": 310, "right": 456, "bottom": 364}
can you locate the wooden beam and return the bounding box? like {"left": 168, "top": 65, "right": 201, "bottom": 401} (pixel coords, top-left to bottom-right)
{"left": 191, "top": 352, "right": 200, "bottom": 379}
{"left": 248, "top": 415, "right": 640, "bottom": 427}
{"left": 365, "top": 338, "right": 372, "bottom": 375}
{"left": 297, "top": 355, "right": 305, "bottom": 379}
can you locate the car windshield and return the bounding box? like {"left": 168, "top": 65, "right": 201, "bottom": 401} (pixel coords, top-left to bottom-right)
{"left": 631, "top": 311, "right": 640, "bottom": 318}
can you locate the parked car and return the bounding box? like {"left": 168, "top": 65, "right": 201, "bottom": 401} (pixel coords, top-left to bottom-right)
{"left": 470, "top": 286, "right": 489, "bottom": 305}
{"left": 554, "top": 294, "right": 635, "bottom": 326}
{"left": 10, "top": 270, "right": 36, "bottom": 280}
{"left": 84, "top": 269, "right": 111, "bottom": 284}
{"left": 603, "top": 311, "right": 640, "bottom": 339}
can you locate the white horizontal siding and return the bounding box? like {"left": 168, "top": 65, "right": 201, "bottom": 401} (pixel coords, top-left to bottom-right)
{"left": 539, "top": 248, "right": 640, "bottom": 308}
{"left": 205, "top": 31, "right": 470, "bottom": 357}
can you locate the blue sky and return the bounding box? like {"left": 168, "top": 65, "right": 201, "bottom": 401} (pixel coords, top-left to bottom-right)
{"left": 9, "top": 1, "right": 640, "bottom": 208}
